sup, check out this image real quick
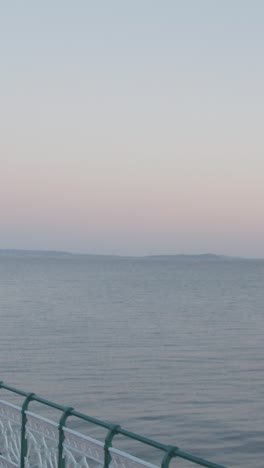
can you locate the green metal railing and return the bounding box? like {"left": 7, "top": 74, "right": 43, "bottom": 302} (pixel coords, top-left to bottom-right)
{"left": 0, "top": 382, "right": 227, "bottom": 468}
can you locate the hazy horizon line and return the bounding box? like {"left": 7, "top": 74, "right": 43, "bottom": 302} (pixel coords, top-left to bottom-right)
{"left": 0, "top": 248, "right": 263, "bottom": 260}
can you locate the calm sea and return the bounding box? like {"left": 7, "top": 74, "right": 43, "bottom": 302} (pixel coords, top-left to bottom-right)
{"left": 0, "top": 254, "right": 264, "bottom": 467}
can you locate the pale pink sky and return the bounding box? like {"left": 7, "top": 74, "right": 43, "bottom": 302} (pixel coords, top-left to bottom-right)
{"left": 1, "top": 1, "right": 264, "bottom": 257}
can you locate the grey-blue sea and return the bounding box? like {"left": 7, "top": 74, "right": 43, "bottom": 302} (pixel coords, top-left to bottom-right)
{"left": 0, "top": 254, "right": 264, "bottom": 467}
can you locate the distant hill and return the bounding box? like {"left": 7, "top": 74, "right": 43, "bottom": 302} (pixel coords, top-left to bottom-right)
{"left": 143, "top": 253, "right": 230, "bottom": 261}
{"left": 0, "top": 249, "right": 71, "bottom": 256}
{"left": 0, "top": 249, "right": 259, "bottom": 260}
{"left": 0, "top": 249, "right": 123, "bottom": 259}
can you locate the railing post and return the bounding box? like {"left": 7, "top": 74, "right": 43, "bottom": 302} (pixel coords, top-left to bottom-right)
{"left": 58, "top": 406, "right": 73, "bottom": 468}
{"left": 20, "top": 393, "right": 35, "bottom": 468}
{"left": 161, "top": 445, "right": 178, "bottom": 468}
{"left": 104, "top": 424, "right": 120, "bottom": 468}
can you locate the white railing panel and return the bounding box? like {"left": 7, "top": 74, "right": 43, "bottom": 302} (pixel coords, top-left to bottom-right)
{"left": 63, "top": 427, "right": 105, "bottom": 467}
{"left": 0, "top": 401, "right": 21, "bottom": 466}
{"left": 25, "top": 412, "right": 59, "bottom": 468}
{"left": 0, "top": 401, "right": 159, "bottom": 468}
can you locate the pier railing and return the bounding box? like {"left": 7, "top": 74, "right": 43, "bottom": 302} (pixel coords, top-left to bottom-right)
{"left": 0, "top": 382, "right": 227, "bottom": 468}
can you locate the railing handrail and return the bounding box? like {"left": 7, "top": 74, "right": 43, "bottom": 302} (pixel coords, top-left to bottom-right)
{"left": 0, "top": 381, "right": 227, "bottom": 468}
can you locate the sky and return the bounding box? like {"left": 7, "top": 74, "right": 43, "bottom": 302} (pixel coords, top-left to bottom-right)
{"left": 1, "top": 1, "right": 264, "bottom": 257}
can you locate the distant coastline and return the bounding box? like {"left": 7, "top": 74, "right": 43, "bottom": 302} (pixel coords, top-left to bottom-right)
{"left": 0, "top": 249, "right": 71, "bottom": 257}
{"left": 0, "top": 249, "right": 262, "bottom": 261}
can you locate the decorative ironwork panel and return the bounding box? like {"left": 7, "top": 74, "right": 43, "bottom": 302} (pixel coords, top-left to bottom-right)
{"left": 25, "top": 411, "right": 59, "bottom": 468}
{"left": 0, "top": 403, "right": 159, "bottom": 468}
{"left": 0, "top": 458, "right": 18, "bottom": 468}
{"left": 63, "top": 428, "right": 105, "bottom": 467}
{"left": 63, "top": 428, "right": 159, "bottom": 468}
{"left": 0, "top": 401, "right": 21, "bottom": 466}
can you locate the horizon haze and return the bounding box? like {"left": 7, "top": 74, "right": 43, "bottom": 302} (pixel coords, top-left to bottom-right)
{"left": 0, "top": 248, "right": 263, "bottom": 261}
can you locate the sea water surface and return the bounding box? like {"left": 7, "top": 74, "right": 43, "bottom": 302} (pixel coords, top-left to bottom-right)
{"left": 0, "top": 253, "right": 264, "bottom": 467}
